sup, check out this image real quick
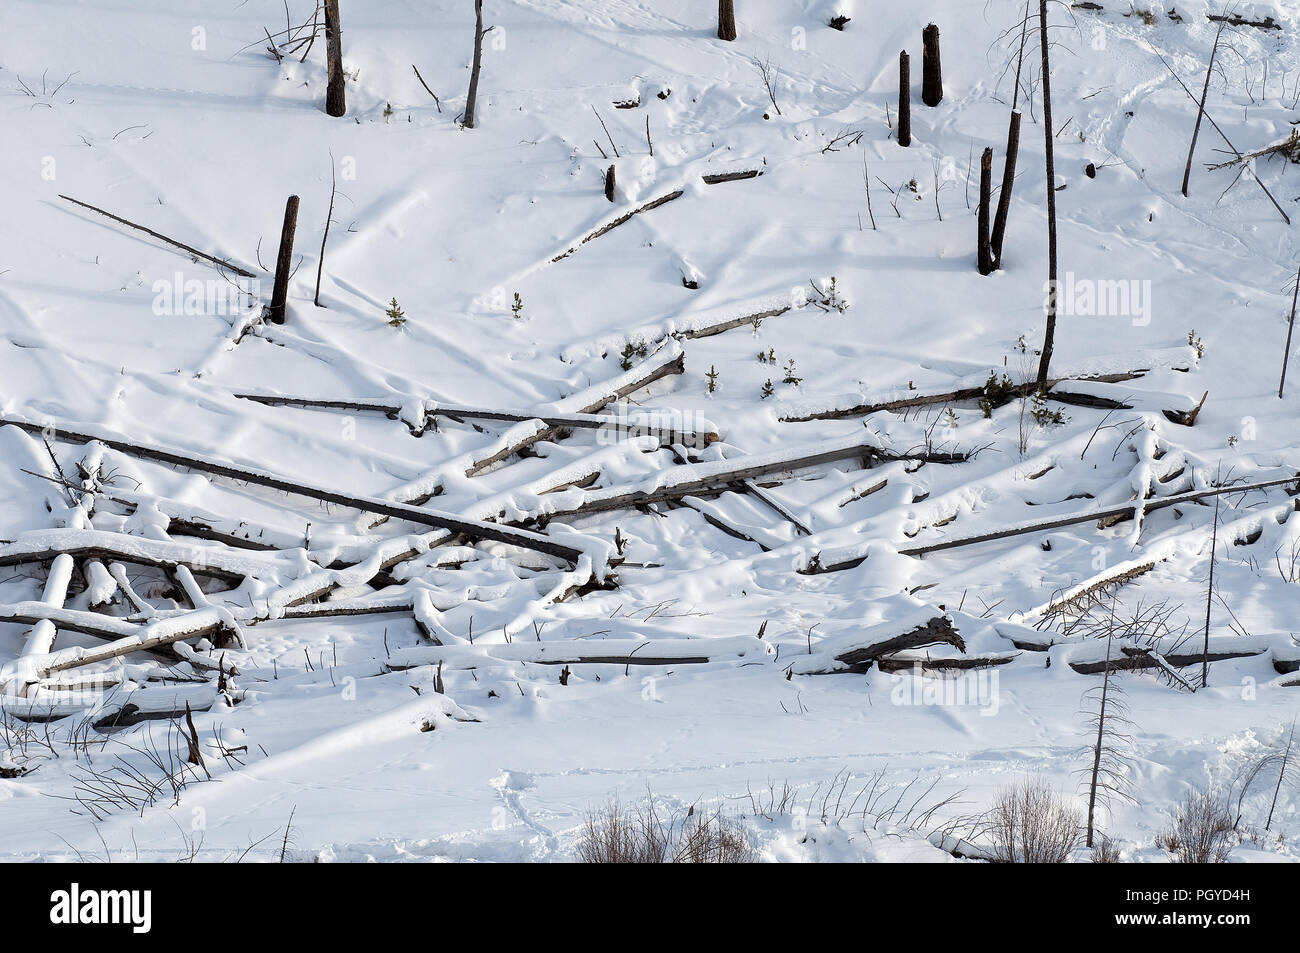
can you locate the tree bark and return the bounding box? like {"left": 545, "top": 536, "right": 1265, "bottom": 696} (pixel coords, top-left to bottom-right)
{"left": 464, "top": 0, "right": 485, "bottom": 128}
{"left": 977, "top": 147, "right": 994, "bottom": 275}
{"left": 268, "top": 194, "right": 299, "bottom": 325}
{"left": 323, "top": 0, "right": 345, "bottom": 117}
{"left": 717, "top": 0, "right": 737, "bottom": 41}
{"left": 990, "top": 110, "right": 1021, "bottom": 265}
{"left": 922, "top": 24, "right": 943, "bottom": 106}
{"left": 898, "top": 51, "right": 911, "bottom": 147}
{"left": 1034, "top": 0, "right": 1058, "bottom": 389}
{"left": 604, "top": 164, "right": 616, "bottom": 203}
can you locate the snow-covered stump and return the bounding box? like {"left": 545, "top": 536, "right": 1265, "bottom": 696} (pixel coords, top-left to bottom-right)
{"left": 268, "top": 195, "right": 300, "bottom": 325}
{"left": 324, "top": 0, "right": 345, "bottom": 117}
{"left": 717, "top": 0, "right": 736, "bottom": 41}
{"left": 604, "top": 164, "right": 616, "bottom": 202}
{"left": 898, "top": 51, "right": 911, "bottom": 147}
{"left": 922, "top": 24, "right": 943, "bottom": 107}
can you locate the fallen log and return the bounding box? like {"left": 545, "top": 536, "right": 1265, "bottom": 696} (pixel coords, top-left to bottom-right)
{"left": 551, "top": 189, "right": 685, "bottom": 262}
{"left": 876, "top": 652, "right": 1016, "bottom": 673}
{"left": 57, "top": 194, "right": 257, "bottom": 278}
{"left": 779, "top": 370, "right": 1152, "bottom": 423}
{"left": 1068, "top": 644, "right": 1264, "bottom": 675}
{"left": 385, "top": 634, "right": 772, "bottom": 670}
{"left": 20, "top": 553, "right": 74, "bottom": 659}
{"left": 0, "top": 414, "right": 595, "bottom": 565}
{"left": 789, "top": 613, "right": 964, "bottom": 675}
{"left": 524, "top": 434, "right": 969, "bottom": 525}
{"left": 701, "top": 169, "right": 763, "bottom": 185}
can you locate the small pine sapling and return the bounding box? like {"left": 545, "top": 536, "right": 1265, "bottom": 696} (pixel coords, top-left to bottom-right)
{"left": 386, "top": 297, "right": 407, "bottom": 328}
{"left": 782, "top": 359, "right": 802, "bottom": 386}
{"left": 1187, "top": 330, "right": 1205, "bottom": 359}
{"left": 511, "top": 292, "right": 523, "bottom": 320}
{"left": 705, "top": 365, "right": 720, "bottom": 393}
{"left": 761, "top": 379, "right": 775, "bottom": 399}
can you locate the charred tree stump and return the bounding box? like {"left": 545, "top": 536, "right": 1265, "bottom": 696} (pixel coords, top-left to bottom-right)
{"left": 922, "top": 24, "right": 943, "bottom": 106}
{"left": 977, "top": 148, "right": 994, "bottom": 275}
{"left": 604, "top": 164, "right": 616, "bottom": 202}
{"left": 323, "top": 0, "right": 345, "bottom": 117}
{"left": 718, "top": 0, "right": 737, "bottom": 41}
{"left": 268, "top": 195, "right": 300, "bottom": 325}
{"left": 898, "top": 51, "right": 911, "bottom": 147}
{"left": 990, "top": 110, "right": 1021, "bottom": 265}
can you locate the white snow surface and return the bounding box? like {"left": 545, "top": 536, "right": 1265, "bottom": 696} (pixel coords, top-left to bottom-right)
{"left": 1, "top": 0, "right": 1299, "bottom": 861}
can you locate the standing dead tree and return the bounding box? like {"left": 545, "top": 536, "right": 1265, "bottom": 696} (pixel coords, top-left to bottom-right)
{"left": 977, "top": 147, "right": 994, "bottom": 274}
{"left": 604, "top": 165, "right": 616, "bottom": 203}
{"left": 1281, "top": 264, "right": 1298, "bottom": 398}
{"left": 323, "top": 0, "right": 345, "bottom": 117}
{"left": 922, "top": 24, "right": 943, "bottom": 106}
{"left": 718, "top": 0, "right": 737, "bottom": 41}
{"left": 314, "top": 155, "right": 337, "bottom": 307}
{"left": 1080, "top": 631, "right": 1135, "bottom": 848}
{"left": 1034, "top": 0, "right": 1059, "bottom": 389}
{"left": 269, "top": 195, "right": 300, "bottom": 325}
{"left": 898, "top": 51, "right": 911, "bottom": 147}
{"left": 464, "top": 0, "right": 487, "bottom": 128}
{"left": 1181, "top": 18, "right": 1227, "bottom": 197}
{"left": 991, "top": 0, "right": 1031, "bottom": 267}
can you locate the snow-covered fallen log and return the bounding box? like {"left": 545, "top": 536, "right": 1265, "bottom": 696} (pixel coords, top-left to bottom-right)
{"left": 385, "top": 633, "right": 773, "bottom": 670}
{"left": 788, "top": 612, "right": 964, "bottom": 675}
{"left": 1065, "top": 640, "right": 1267, "bottom": 675}
{"left": 0, "top": 413, "right": 602, "bottom": 567}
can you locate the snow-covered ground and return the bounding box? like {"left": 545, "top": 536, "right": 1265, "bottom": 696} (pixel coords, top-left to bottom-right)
{"left": 1, "top": 0, "right": 1299, "bottom": 862}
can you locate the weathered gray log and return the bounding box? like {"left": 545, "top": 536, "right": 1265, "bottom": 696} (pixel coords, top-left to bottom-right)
{"left": 701, "top": 169, "right": 762, "bottom": 185}
{"left": 0, "top": 414, "right": 591, "bottom": 564}
{"left": 57, "top": 194, "right": 256, "bottom": 278}
{"left": 800, "top": 616, "right": 965, "bottom": 674}
{"left": 551, "top": 190, "right": 685, "bottom": 262}
{"left": 268, "top": 195, "right": 299, "bottom": 324}
{"left": 1069, "top": 644, "right": 1264, "bottom": 675}
{"left": 779, "top": 369, "right": 1151, "bottom": 422}
{"left": 876, "top": 652, "right": 1015, "bottom": 673}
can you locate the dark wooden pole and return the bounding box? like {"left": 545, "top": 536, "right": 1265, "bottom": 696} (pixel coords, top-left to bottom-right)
{"left": 898, "top": 51, "right": 911, "bottom": 147}
{"left": 978, "top": 148, "right": 994, "bottom": 275}
{"left": 718, "top": 0, "right": 736, "bottom": 41}
{"left": 604, "top": 165, "right": 616, "bottom": 203}
{"left": 990, "top": 110, "right": 1021, "bottom": 266}
{"left": 1035, "top": 0, "right": 1058, "bottom": 389}
{"left": 922, "top": 24, "right": 943, "bottom": 107}
{"left": 324, "top": 0, "right": 345, "bottom": 117}
{"left": 269, "top": 195, "right": 300, "bottom": 325}
{"left": 464, "top": 0, "right": 485, "bottom": 128}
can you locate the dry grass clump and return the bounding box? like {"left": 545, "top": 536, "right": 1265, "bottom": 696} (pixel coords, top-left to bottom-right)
{"left": 576, "top": 797, "right": 754, "bottom": 864}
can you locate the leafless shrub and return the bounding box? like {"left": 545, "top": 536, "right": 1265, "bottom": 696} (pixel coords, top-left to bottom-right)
{"left": 986, "top": 776, "right": 1082, "bottom": 863}
{"left": 1092, "top": 833, "right": 1122, "bottom": 862}
{"left": 1157, "top": 786, "right": 1237, "bottom": 863}
{"left": 576, "top": 796, "right": 755, "bottom": 863}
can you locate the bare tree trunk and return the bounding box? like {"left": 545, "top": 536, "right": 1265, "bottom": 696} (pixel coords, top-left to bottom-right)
{"left": 1034, "top": 0, "right": 1058, "bottom": 389}
{"left": 604, "top": 164, "right": 616, "bottom": 203}
{"left": 464, "top": 0, "right": 485, "bottom": 128}
{"left": 314, "top": 158, "right": 336, "bottom": 307}
{"left": 1281, "top": 264, "right": 1299, "bottom": 398}
{"left": 977, "top": 147, "right": 994, "bottom": 275}
{"left": 1086, "top": 633, "right": 1114, "bottom": 848}
{"left": 269, "top": 195, "right": 300, "bottom": 325}
{"left": 898, "top": 51, "right": 911, "bottom": 147}
{"left": 990, "top": 111, "right": 1021, "bottom": 266}
{"left": 323, "top": 0, "right": 345, "bottom": 117}
{"left": 717, "top": 0, "right": 736, "bottom": 41}
{"left": 922, "top": 24, "right": 943, "bottom": 107}
{"left": 1201, "top": 497, "right": 1220, "bottom": 688}
{"left": 1182, "top": 21, "right": 1226, "bottom": 197}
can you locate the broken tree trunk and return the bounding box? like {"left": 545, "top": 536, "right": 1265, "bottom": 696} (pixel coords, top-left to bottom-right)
{"left": 604, "top": 164, "right": 616, "bottom": 202}
{"left": 1035, "top": 0, "right": 1059, "bottom": 389}
{"left": 19, "top": 553, "right": 74, "bottom": 659}
{"left": 717, "top": 0, "right": 736, "bottom": 41}
{"left": 1181, "top": 20, "right": 1225, "bottom": 197}
{"left": 922, "top": 24, "right": 942, "bottom": 107}
{"left": 898, "top": 51, "right": 911, "bottom": 147}
{"left": 1282, "top": 265, "right": 1298, "bottom": 399}
{"left": 464, "top": 0, "right": 485, "bottom": 128}
{"left": 324, "top": 0, "right": 345, "bottom": 116}
{"left": 977, "top": 147, "right": 994, "bottom": 275}
{"left": 551, "top": 189, "right": 685, "bottom": 261}
{"left": 268, "top": 194, "right": 299, "bottom": 325}
{"left": 792, "top": 614, "right": 965, "bottom": 674}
